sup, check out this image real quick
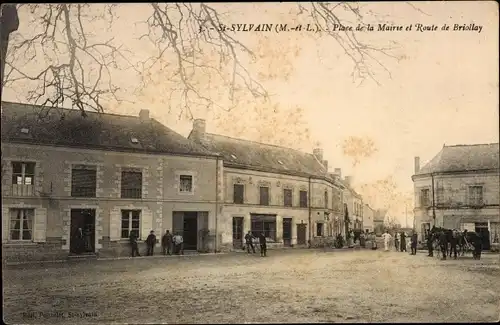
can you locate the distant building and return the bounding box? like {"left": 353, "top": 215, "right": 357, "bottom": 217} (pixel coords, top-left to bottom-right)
{"left": 363, "top": 204, "right": 375, "bottom": 232}
{"left": 188, "top": 119, "right": 346, "bottom": 249}
{"left": 342, "top": 177, "right": 363, "bottom": 232}
{"left": 412, "top": 143, "right": 500, "bottom": 250}
{"left": 373, "top": 209, "right": 387, "bottom": 235}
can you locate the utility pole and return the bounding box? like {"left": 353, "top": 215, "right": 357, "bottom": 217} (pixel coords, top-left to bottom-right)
{"left": 431, "top": 173, "right": 436, "bottom": 227}
{"left": 0, "top": 4, "right": 19, "bottom": 94}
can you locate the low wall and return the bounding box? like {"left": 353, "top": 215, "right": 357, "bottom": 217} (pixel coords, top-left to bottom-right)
{"left": 2, "top": 238, "right": 67, "bottom": 262}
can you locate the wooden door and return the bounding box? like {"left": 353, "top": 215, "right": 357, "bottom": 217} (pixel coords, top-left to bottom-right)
{"left": 232, "top": 217, "right": 244, "bottom": 248}
{"left": 283, "top": 218, "right": 292, "bottom": 246}
{"left": 297, "top": 224, "right": 306, "bottom": 245}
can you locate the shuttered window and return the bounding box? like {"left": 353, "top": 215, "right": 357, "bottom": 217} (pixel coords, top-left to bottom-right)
{"left": 259, "top": 186, "right": 269, "bottom": 206}
{"left": 71, "top": 166, "right": 97, "bottom": 197}
{"left": 121, "top": 210, "right": 141, "bottom": 239}
{"left": 299, "top": 190, "right": 308, "bottom": 208}
{"left": 233, "top": 184, "right": 244, "bottom": 204}
{"left": 121, "top": 170, "right": 142, "bottom": 199}
{"left": 10, "top": 209, "right": 34, "bottom": 241}
{"left": 283, "top": 189, "right": 292, "bottom": 207}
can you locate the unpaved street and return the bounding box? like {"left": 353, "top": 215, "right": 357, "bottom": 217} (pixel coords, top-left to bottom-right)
{"left": 3, "top": 249, "right": 500, "bottom": 324}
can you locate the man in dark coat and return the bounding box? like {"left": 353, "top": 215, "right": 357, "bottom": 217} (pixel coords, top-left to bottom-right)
{"left": 427, "top": 230, "right": 434, "bottom": 257}
{"left": 245, "top": 231, "right": 256, "bottom": 254}
{"left": 161, "top": 230, "right": 173, "bottom": 255}
{"left": 145, "top": 230, "right": 156, "bottom": 256}
{"left": 259, "top": 232, "right": 267, "bottom": 257}
{"left": 129, "top": 230, "right": 140, "bottom": 257}
{"left": 400, "top": 232, "right": 407, "bottom": 252}
{"left": 439, "top": 230, "right": 448, "bottom": 260}
{"left": 449, "top": 229, "right": 458, "bottom": 259}
{"left": 410, "top": 231, "right": 418, "bottom": 255}
{"left": 472, "top": 232, "right": 483, "bottom": 260}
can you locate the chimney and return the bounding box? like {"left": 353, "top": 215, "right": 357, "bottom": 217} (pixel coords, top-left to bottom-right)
{"left": 139, "top": 109, "right": 149, "bottom": 121}
{"left": 334, "top": 168, "right": 342, "bottom": 178}
{"left": 192, "top": 118, "right": 206, "bottom": 143}
{"left": 414, "top": 156, "right": 420, "bottom": 174}
{"left": 344, "top": 176, "right": 352, "bottom": 187}
{"left": 313, "top": 148, "right": 323, "bottom": 161}
{"left": 322, "top": 160, "right": 328, "bottom": 171}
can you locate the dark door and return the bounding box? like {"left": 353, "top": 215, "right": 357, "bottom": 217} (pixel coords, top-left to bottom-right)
{"left": 297, "top": 224, "right": 306, "bottom": 245}
{"left": 183, "top": 212, "right": 198, "bottom": 250}
{"left": 70, "top": 209, "right": 95, "bottom": 254}
{"left": 232, "top": 217, "right": 244, "bottom": 248}
{"left": 475, "top": 223, "right": 491, "bottom": 250}
{"left": 283, "top": 218, "right": 292, "bottom": 246}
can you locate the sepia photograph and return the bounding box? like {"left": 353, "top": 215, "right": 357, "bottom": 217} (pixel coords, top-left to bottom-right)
{"left": 1, "top": 1, "right": 499, "bottom": 324}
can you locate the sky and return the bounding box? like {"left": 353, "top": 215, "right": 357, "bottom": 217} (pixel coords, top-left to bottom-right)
{"left": 3, "top": 2, "right": 499, "bottom": 227}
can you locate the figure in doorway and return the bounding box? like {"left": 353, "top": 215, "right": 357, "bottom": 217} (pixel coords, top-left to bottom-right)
{"left": 129, "top": 230, "right": 141, "bottom": 257}
{"left": 146, "top": 230, "right": 156, "bottom": 256}
{"left": 72, "top": 227, "right": 85, "bottom": 254}
{"left": 83, "top": 224, "right": 93, "bottom": 253}
{"left": 259, "top": 232, "right": 267, "bottom": 257}
{"left": 245, "top": 231, "right": 256, "bottom": 254}
{"left": 162, "top": 230, "right": 173, "bottom": 255}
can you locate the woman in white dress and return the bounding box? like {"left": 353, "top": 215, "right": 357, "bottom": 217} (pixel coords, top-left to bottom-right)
{"left": 382, "top": 231, "right": 392, "bottom": 251}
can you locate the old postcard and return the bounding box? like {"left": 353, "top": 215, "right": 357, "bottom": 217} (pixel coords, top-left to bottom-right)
{"left": 1, "top": 1, "right": 499, "bottom": 324}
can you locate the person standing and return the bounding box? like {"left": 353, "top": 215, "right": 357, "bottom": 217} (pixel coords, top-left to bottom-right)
{"left": 161, "top": 230, "right": 173, "bottom": 255}
{"left": 410, "top": 231, "right": 418, "bottom": 255}
{"left": 173, "top": 232, "right": 184, "bottom": 255}
{"left": 382, "top": 230, "right": 392, "bottom": 252}
{"left": 426, "top": 230, "right": 434, "bottom": 257}
{"left": 394, "top": 231, "right": 400, "bottom": 252}
{"left": 473, "top": 232, "right": 482, "bottom": 260}
{"left": 400, "top": 232, "right": 407, "bottom": 252}
{"left": 259, "top": 232, "right": 267, "bottom": 257}
{"left": 129, "top": 230, "right": 141, "bottom": 257}
{"left": 449, "top": 230, "right": 458, "bottom": 259}
{"left": 245, "top": 231, "right": 256, "bottom": 254}
{"left": 439, "top": 230, "right": 448, "bottom": 260}
{"left": 146, "top": 230, "right": 156, "bottom": 256}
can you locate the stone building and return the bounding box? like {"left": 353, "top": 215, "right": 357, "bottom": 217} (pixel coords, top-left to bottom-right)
{"left": 412, "top": 143, "right": 500, "bottom": 249}
{"left": 363, "top": 204, "right": 375, "bottom": 233}
{"left": 342, "top": 177, "right": 364, "bottom": 233}
{"left": 1, "top": 102, "right": 223, "bottom": 262}
{"left": 188, "top": 119, "right": 346, "bottom": 249}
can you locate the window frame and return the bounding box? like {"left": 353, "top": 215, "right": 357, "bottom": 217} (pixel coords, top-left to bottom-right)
{"left": 299, "top": 190, "right": 308, "bottom": 208}
{"left": 121, "top": 170, "right": 143, "bottom": 199}
{"left": 316, "top": 222, "right": 324, "bottom": 237}
{"left": 324, "top": 190, "right": 328, "bottom": 209}
{"left": 9, "top": 208, "right": 34, "bottom": 241}
{"left": 121, "top": 209, "right": 141, "bottom": 240}
{"left": 250, "top": 215, "right": 276, "bottom": 241}
{"left": 283, "top": 188, "right": 293, "bottom": 207}
{"left": 179, "top": 175, "right": 194, "bottom": 193}
{"left": 468, "top": 185, "right": 483, "bottom": 206}
{"left": 71, "top": 166, "right": 97, "bottom": 198}
{"left": 233, "top": 184, "right": 245, "bottom": 204}
{"left": 420, "top": 188, "right": 430, "bottom": 207}
{"left": 259, "top": 186, "right": 270, "bottom": 206}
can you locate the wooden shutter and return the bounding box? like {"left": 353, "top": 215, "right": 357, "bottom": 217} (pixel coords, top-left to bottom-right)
{"left": 2, "top": 208, "right": 9, "bottom": 243}
{"left": 109, "top": 208, "right": 121, "bottom": 241}
{"left": 140, "top": 209, "right": 153, "bottom": 241}
{"left": 172, "top": 211, "right": 184, "bottom": 235}
{"left": 33, "top": 208, "right": 47, "bottom": 243}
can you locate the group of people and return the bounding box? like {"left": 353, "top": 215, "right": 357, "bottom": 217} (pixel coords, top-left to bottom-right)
{"left": 129, "top": 230, "right": 185, "bottom": 257}
{"left": 244, "top": 231, "right": 268, "bottom": 257}
{"left": 425, "top": 227, "right": 484, "bottom": 260}
{"left": 381, "top": 230, "right": 418, "bottom": 254}
{"left": 70, "top": 225, "right": 94, "bottom": 254}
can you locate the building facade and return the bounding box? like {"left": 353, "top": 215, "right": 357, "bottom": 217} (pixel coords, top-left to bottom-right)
{"left": 363, "top": 204, "right": 375, "bottom": 233}
{"left": 188, "top": 119, "right": 346, "bottom": 249}
{"left": 1, "top": 102, "right": 223, "bottom": 262}
{"left": 412, "top": 144, "right": 500, "bottom": 249}
{"left": 342, "top": 177, "right": 364, "bottom": 233}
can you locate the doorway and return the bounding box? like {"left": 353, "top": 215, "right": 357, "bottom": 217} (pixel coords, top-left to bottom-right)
{"left": 70, "top": 209, "right": 96, "bottom": 255}
{"left": 232, "top": 217, "right": 244, "bottom": 249}
{"left": 283, "top": 218, "right": 292, "bottom": 246}
{"left": 475, "top": 223, "right": 491, "bottom": 251}
{"left": 183, "top": 212, "right": 198, "bottom": 250}
{"left": 297, "top": 224, "right": 306, "bottom": 245}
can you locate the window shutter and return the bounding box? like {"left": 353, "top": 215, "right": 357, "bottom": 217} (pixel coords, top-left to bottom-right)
{"left": 33, "top": 208, "right": 47, "bottom": 243}
{"left": 140, "top": 209, "right": 153, "bottom": 241}
{"left": 172, "top": 211, "right": 184, "bottom": 235}
{"left": 2, "top": 208, "right": 9, "bottom": 243}
{"left": 109, "top": 209, "right": 121, "bottom": 241}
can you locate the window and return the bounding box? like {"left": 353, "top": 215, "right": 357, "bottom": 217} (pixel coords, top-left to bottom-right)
{"left": 420, "top": 189, "right": 430, "bottom": 207}
{"left": 121, "top": 170, "right": 142, "bottom": 198}
{"left": 179, "top": 175, "right": 193, "bottom": 193}
{"left": 299, "top": 190, "right": 308, "bottom": 208}
{"left": 12, "top": 162, "right": 35, "bottom": 185}
{"left": 324, "top": 190, "right": 328, "bottom": 209}
{"left": 121, "top": 210, "right": 141, "bottom": 239}
{"left": 283, "top": 189, "right": 292, "bottom": 207}
{"left": 233, "top": 184, "right": 244, "bottom": 204}
{"left": 469, "top": 186, "right": 483, "bottom": 206}
{"left": 251, "top": 215, "right": 276, "bottom": 241}
{"left": 316, "top": 223, "right": 324, "bottom": 237}
{"left": 9, "top": 209, "right": 34, "bottom": 241}
{"left": 259, "top": 186, "right": 269, "bottom": 206}
{"left": 71, "top": 166, "right": 97, "bottom": 197}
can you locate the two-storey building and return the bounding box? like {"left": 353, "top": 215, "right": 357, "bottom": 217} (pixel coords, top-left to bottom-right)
{"left": 188, "top": 119, "right": 346, "bottom": 249}
{"left": 1, "top": 102, "right": 223, "bottom": 262}
{"left": 412, "top": 143, "right": 500, "bottom": 250}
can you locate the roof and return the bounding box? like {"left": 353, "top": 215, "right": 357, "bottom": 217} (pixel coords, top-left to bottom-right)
{"left": 192, "top": 132, "right": 332, "bottom": 179}
{"left": 1, "top": 101, "right": 216, "bottom": 157}
{"left": 415, "top": 143, "right": 499, "bottom": 176}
